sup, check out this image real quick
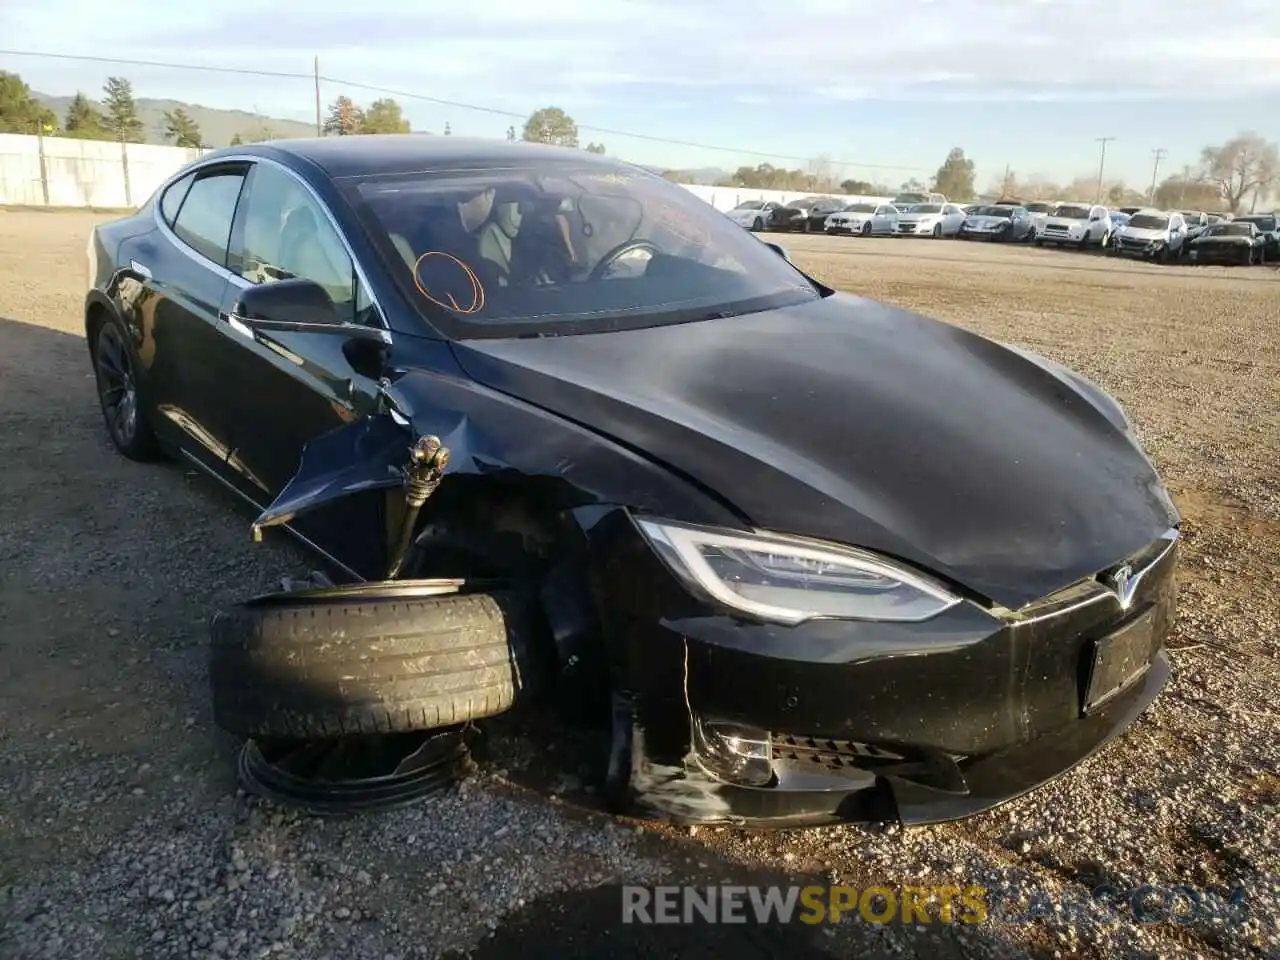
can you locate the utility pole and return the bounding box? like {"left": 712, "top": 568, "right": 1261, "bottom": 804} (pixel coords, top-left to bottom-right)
{"left": 313, "top": 56, "right": 322, "bottom": 136}
{"left": 1179, "top": 165, "right": 1191, "bottom": 206}
{"left": 1094, "top": 137, "right": 1115, "bottom": 204}
{"left": 1148, "top": 148, "right": 1167, "bottom": 203}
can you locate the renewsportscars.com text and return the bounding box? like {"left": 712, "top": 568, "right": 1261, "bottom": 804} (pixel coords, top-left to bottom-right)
{"left": 621, "top": 883, "right": 1250, "bottom": 926}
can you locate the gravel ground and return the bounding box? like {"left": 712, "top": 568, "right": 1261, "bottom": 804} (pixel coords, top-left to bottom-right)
{"left": 0, "top": 210, "right": 1277, "bottom": 959}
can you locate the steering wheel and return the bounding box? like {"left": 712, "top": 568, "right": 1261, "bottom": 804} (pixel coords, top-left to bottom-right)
{"left": 589, "top": 239, "right": 660, "bottom": 281}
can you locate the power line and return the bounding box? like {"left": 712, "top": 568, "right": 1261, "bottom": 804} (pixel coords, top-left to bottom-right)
{"left": 1, "top": 47, "right": 935, "bottom": 174}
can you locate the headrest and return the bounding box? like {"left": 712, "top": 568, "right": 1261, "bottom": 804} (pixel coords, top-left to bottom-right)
{"left": 493, "top": 201, "right": 522, "bottom": 239}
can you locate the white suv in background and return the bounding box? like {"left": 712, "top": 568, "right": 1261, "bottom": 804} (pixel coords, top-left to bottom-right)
{"left": 1037, "top": 203, "right": 1111, "bottom": 249}
{"left": 1107, "top": 209, "right": 1189, "bottom": 262}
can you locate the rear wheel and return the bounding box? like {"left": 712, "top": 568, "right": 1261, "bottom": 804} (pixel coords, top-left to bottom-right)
{"left": 92, "top": 317, "right": 160, "bottom": 461}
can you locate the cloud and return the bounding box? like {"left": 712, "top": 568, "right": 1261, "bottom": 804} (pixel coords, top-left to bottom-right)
{"left": 4, "top": 0, "right": 1278, "bottom": 115}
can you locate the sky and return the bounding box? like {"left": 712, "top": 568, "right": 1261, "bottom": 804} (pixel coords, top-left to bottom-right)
{"left": 3, "top": 0, "right": 1278, "bottom": 189}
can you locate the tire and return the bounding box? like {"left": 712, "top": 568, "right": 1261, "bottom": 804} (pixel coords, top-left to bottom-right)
{"left": 861, "top": 221, "right": 872, "bottom": 237}
{"left": 1034, "top": 238, "right": 1044, "bottom": 247}
{"left": 92, "top": 316, "right": 160, "bottom": 461}
{"left": 803, "top": 219, "right": 812, "bottom": 234}
{"left": 209, "top": 581, "right": 540, "bottom": 738}
{"left": 932, "top": 224, "right": 942, "bottom": 238}
{"left": 752, "top": 217, "right": 763, "bottom": 231}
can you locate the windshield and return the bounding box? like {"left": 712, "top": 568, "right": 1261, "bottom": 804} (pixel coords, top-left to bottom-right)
{"left": 733, "top": 200, "right": 764, "bottom": 210}
{"left": 1054, "top": 205, "right": 1091, "bottom": 220}
{"left": 1128, "top": 214, "right": 1170, "bottom": 230}
{"left": 967, "top": 205, "right": 1013, "bottom": 218}
{"left": 1237, "top": 215, "right": 1277, "bottom": 230}
{"left": 1178, "top": 211, "right": 1202, "bottom": 221}
{"left": 347, "top": 163, "right": 818, "bottom": 337}
{"left": 894, "top": 194, "right": 926, "bottom": 204}
{"left": 1024, "top": 203, "right": 1051, "bottom": 213}
{"left": 1206, "top": 223, "right": 1253, "bottom": 237}
{"left": 842, "top": 203, "right": 877, "bottom": 213}
{"left": 911, "top": 204, "right": 942, "bottom": 213}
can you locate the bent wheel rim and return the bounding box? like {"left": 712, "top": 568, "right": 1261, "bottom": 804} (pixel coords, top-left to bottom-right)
{"left": 96, "top": 325, "right": 137, "bottom": 446}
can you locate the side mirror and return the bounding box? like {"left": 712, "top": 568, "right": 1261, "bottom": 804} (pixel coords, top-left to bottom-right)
{"left": 229, "top": 278, "right": 386, "bottom": 343}
{"left": 764, "top": 241, "right": 791, "bottom": 262}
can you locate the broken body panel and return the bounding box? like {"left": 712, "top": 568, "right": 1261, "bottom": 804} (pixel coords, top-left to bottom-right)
{"left": 252, "top": 306, "right": 1179, "bottom": 826}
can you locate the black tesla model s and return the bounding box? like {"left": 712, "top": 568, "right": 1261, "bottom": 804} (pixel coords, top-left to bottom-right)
{"left": 86, "top": 136, "right": 1179, "bottom": 827}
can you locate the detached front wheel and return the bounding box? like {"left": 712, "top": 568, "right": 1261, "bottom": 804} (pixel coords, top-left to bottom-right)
{"left": 209, "top": 581, "right": 541, "bottom": 739}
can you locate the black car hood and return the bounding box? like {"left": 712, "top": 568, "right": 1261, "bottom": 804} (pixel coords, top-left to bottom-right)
{"left": 450, "top": 294, "right": 1177, "bottom": 609}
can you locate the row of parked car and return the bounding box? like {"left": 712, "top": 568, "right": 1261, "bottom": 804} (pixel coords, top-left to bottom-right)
{"left": 726, "top": 195, "right": 1279, "bottom": 266}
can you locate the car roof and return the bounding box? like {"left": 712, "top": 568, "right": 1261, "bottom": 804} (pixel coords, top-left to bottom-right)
{"left": 209, "top": 135, "right": 626, "bottom": 179}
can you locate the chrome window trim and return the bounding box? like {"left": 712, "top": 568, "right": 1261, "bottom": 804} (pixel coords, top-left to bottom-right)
{"left": 151, "top": 153, "right": 392, "bottom": 339}
{"left": 998, "top": 528, "right": 1179, "bottom": 628}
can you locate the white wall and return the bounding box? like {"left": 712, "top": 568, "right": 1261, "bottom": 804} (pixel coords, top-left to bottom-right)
{"left": 0, "top": 133, "right": 206, "bottom": 208}
{"left": 0, "top": 132, "right": 891, "bottom": 211}
{"left": 676, "top": 182, "right": 894, "bottom": 211}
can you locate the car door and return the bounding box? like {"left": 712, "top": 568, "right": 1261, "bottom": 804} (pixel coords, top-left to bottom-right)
{"left": 219, "top": 159, "right": 387, "bottom": 504}
{"left": 943, "top": 204, "right": 963, "bottom": 235}
{"left": 873, "top": 205, "right": 892, "bottom": 234}
{"left": 119, "top": 162, "right": 252, "bottom": 478}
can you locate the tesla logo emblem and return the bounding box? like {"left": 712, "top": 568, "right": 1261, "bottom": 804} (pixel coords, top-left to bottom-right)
{"left": 1106, "top": 564, "right": 1138, "bottom": 610}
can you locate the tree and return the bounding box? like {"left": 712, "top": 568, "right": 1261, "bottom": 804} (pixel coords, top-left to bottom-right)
{"left": 101, "top": 76, "right": 144, "bottom": 142}
{"left": 162, "top": 107, "right": 202, "bottom": 148}
{"left": 359, "top": 98, "right": 410, "bottom": 135}
{"left": 1153, "top": 175, "right": 1223, "bottom": 211}
{"left": 63, "top": 92, "right": 108, "bottom": 138}
{"left": 323, "top": 96, "right": 365, "bottom": 136}
{"left": 522, "top": 106, "right": 578, "bottom": 148}
{"left": 0, "top": 70, "right": 58, "bottom": 134}
{"left": 585, "top": 141, "right": 605, "bottom": 154}
{"left": 1200, "top": 132, "right": 1278, "bottom": 212}
{"left": 932, "top": 147, "right": 976, "bottom": 201}
{"left": 899, "top": 177, "right": 929, "bottom": 194}
{"left": 841, "top": 178, "right": 873, "bottom": 194}
{"left": 506, "top": 125, "right": 516, "bottom": 141}
{"left": 660, "top": 170, "right": 686, "bottom": 183}
{"left": 229, "top": 133, "right": 244, "bottom": 146}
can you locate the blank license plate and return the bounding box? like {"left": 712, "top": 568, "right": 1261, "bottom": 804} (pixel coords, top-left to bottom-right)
{"left": 1083, "top": 607, "right": 1158, "bottom": 714}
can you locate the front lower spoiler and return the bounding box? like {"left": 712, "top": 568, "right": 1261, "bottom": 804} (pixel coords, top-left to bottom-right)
{"left": 623, "top": 651, "right": 1171, "bottom": 829}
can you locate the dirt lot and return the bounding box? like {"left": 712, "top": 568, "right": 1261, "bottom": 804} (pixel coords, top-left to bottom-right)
{"left": 1, "top": 210, "right": 1277, "bottom": 959}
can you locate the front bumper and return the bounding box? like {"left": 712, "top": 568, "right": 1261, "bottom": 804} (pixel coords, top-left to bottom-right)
{"left": 1109, "top": 237, "right": 1170, "bottom": 258}
{"left": 591, "top": 513, "right": 1178, "bottom": 827}
{"left": 959, "top": 226, "right": 1012, "bottom": 242}
{"left": 895, "top": 221, "right": 937, "bottom": 236}
{"left": 1039, "top": 230, "right": 1087, "bottom": 245}
{"left": 825, "top": 221, "right": 866, "bottom": 235}
{"left": 1187, "top": 244, "right": 1253, "bottom": 264}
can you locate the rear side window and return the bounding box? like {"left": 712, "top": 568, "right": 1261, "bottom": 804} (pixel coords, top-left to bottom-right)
{"left": 160, "top": 173, "right": 195, "bottom": 226}
{"left": 172, "top": 172, "right": 247, "bottom": 266}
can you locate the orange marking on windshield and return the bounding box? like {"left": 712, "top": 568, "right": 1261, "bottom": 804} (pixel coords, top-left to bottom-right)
{"left": 413, "top": 251, "right": 486, "bottom": 315}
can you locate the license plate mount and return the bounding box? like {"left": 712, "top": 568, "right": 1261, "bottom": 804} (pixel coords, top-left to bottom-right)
{"left": 1082, "top": 606, "right": 1158, "bottom": 715}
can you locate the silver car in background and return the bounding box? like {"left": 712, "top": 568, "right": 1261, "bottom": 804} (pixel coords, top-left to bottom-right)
{"left": 895, "top": 202, "right": 968, "bottom": 238}
{"left": 726, "top": 200, "right": 783, "bottom": 232}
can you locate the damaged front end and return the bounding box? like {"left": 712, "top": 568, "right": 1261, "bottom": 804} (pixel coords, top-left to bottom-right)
{"left": 241, "top": 396, "right": 1178, "bottom": 830}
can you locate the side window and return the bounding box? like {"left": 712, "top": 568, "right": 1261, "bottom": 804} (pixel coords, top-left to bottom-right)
{"left": 171, "top": 171, "right": 247, "bottom": 266}
{"left": 160, "top": 173, "right": 195, "bottom": 226}
{"left": 233, "top": 163, "right": 369, "bottom": 325}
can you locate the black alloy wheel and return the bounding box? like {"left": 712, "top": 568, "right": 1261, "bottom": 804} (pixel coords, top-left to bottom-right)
{"left": 94, "top": 320, "right": 159, "bottom": 460}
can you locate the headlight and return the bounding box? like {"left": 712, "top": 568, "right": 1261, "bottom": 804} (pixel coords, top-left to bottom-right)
{"left": 635, "top": 518, "right": 961, "bottom": 624}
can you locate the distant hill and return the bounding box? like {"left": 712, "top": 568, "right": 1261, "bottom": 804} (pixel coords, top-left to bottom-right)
{"left": 661, "top": 166, "right": 730, "bottom": 184}
{"left": 33, "top": 92, "right": 315, "bottom": 147}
